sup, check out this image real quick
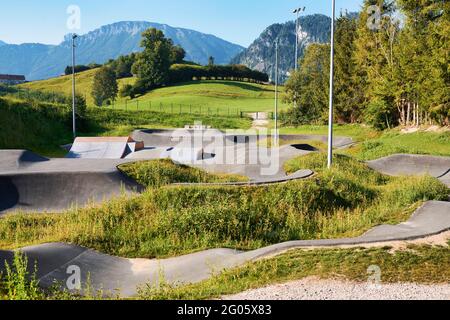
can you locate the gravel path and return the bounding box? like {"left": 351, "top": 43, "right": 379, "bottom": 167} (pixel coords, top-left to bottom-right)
{"left": 223, "top": 277, "right": 450, "bottom": 300}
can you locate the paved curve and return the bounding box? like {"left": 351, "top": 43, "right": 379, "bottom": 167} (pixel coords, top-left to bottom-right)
{"left": 0, "top": 131, "right": 352, "bottom": 214}
{"left": 0, "top": 200, "right": 448, "bottom": 297}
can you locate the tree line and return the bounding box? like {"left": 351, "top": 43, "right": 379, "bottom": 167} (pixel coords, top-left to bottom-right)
{"left": 283, "top": 0, "right": 449, "bottom": 129}
{"left": 169, "top": 64, "right": 268, "bottom": 84}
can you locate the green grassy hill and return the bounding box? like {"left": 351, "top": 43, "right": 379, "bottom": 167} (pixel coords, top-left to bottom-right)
{"left": 0, "top": 97, "right": 72, "bottom": 156}
{"left": 0, "top": 95, "right": 251, "bottom": 157}
{"left": 21, "top": 71, "right": 288, "bottom": 113}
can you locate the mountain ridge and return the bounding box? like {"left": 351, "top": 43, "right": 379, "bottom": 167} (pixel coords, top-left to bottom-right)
{"left": 231, "top": 14, "right": 332, "bottom": 82}
{"left": 0, "top": 21, "right": 244, "bottom": 80}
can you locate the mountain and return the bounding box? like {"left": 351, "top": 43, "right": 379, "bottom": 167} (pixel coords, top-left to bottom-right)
{"left": 0, "top": 40, "right": 6, "bottom": 47}
{"left": 231, "top": 14, "right": 331, "bottom": 83}
{"left": 0, "top": 21, "right": 244, "bottom": 80}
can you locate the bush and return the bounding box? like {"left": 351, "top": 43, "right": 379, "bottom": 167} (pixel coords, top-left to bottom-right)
{"left": 120, "top": 84, "right": 135, "bottom": 99}
{"left": 280, "top": 106, "right": 325, "bottom": 126}
{"left": 64, "top": 64, "right": 100, "bottom": 76}
{"left": 364, "top": 99, "right": 394, "bottom": 130}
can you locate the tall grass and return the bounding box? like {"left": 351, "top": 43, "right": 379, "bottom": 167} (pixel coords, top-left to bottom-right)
{"left": 0, "top": 252, "right": 41, "bottom": 300}
{"left": 1, "top": 154, "right": 447, "bottom": 259}
{"left": 119, "top": 160, "right": 247, "bottom": 187}
{"left": 0, "top": 97, "right": 72, "bottom": 156}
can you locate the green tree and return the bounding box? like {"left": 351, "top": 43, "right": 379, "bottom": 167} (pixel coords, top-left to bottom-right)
{"left": 131, "top": 28, "right": 173, "bottom": 90}
{"left": 111, "top": 53, "right": 136, "bottom": 79}
{"left": 334, "top": 14, "right": 360, "bottom": 123}
{"left": 208, "top": 56, "right": 215, "bottom": 66}
{"left": 171, "top": 46, "right": 186, "bottom": 64}
{"left": 91, "top": 66, "right": 118, "bottom": 107}
{"left": 396, "top": 0, "right": 449, "bottom": 125}
{"left": 353, "top": 0, "right": 400, "bottom": 128}
{"left": 283, "top": 43, "right": 330, "bottom": 124}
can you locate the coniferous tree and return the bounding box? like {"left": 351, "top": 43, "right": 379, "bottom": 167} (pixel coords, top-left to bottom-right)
{"left": 334, "top": 14, "right": 360, "bottom": 123}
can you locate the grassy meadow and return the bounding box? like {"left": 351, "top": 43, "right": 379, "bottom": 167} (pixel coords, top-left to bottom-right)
{"left": 21, "top": 70, "right": 289, "bottom": 113}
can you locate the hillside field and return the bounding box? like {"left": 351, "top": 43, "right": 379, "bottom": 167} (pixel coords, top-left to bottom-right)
{"left": 20, "top": 71, "right": 289, "bottom": 114}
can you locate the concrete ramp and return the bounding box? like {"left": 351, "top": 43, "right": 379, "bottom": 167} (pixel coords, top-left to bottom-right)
{"left": 67, "top": 137, "right": 144, "bottom": 159}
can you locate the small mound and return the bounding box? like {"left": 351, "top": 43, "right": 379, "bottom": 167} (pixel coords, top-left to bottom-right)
{"left": 367, "top": 154, "right": 450, "bottom": 178}
{"left": 0, "top": 150, "right": 49, "bottom": 171}
{"left": 0, "top": 150, "right": 48, "bottom": 163}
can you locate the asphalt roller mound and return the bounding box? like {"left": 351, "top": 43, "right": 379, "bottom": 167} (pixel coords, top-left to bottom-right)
{"left": 367, "top": 154, "right": 450, "bottom": 187}
{"left": 0, "top": 171, "right": 142, "bottom": 214}
{"left": 0, "top": 150, "right": 143, "bottom": 214}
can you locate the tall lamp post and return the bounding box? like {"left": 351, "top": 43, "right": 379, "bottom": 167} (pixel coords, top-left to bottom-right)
{"left": 327, "top": 0, "right": 336, "bottom": 168}
{"left": 293, "top": 6, "right": 306, "bottom": 71}
{"left": 71, "top": 33, "right": 78, "bottom": 139}
{"left": 274, "top": 40, "right": 279, "bottom": 146}
{"left": 293, "top": 6, "right": 306, "bottom": 110}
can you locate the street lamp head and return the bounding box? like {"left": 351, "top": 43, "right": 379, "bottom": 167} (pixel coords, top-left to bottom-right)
{"left": 72, "top": 33, "right": 78, "bottom": 40}
{"left": 293, "top": 7, "right": 306, "bottom": 14}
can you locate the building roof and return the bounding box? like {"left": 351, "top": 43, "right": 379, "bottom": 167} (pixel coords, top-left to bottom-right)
{"left": 0, "top": 74, "right": 26, "bottom": 81}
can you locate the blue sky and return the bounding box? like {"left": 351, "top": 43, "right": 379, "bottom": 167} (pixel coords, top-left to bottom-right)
{"left": 0, "top": 0, "right": 363, "bottom": 47}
